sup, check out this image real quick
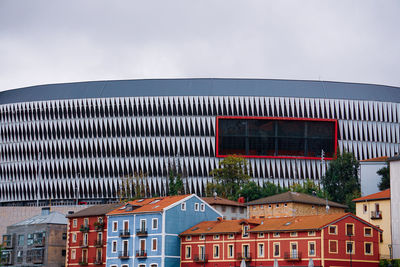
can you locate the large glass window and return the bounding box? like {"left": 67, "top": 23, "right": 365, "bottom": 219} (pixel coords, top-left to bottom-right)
{"left": 217, "top": 117, "right": 336, "bottom": 158}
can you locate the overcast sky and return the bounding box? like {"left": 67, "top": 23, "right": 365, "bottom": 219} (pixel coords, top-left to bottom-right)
{"left": 0, "top": 0, "right": 399, "bottom": 92}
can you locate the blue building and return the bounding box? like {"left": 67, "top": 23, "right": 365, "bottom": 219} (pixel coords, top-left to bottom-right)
{"left": 106, "top": 194, "right": 221, "bottom": 267}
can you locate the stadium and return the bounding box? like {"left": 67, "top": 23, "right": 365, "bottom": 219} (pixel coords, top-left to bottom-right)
{"left": 0, "top": 78, "right": 399, "bottom": 206}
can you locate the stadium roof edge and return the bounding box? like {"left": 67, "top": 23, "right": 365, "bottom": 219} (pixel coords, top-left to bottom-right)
{"left": 1, "top": 78, "right": 400, "bottom": 105}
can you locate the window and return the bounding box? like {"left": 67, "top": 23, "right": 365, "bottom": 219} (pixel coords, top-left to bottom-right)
{"left": 268, "top": 204, "right": 272, "bottom": 208}
{"left": 273, "top": 243, "right": 280, "bottom": 257}
{"left": 152, "top": 238, "right": 157, "bottom": 251}
{"left": 112, "top": 240, "right": 117, "bottom": 253}
{"left": 243, "top": 244, "right": 250, "bottom": 258}
{"left": 122, "top": 265, "right": 129, "bottom": 267}
{"left": 199, "top": 235, "right": 205, "bottom": 240}
{"left": 185, "top": 246, "right": 191, "bottom": 259}
{"left": 222, "top": 206, "right": 226, "bottom": 212}
{"left": 62, "top": 233, "right": 67, "bottom": 240}
{"left": 309, "top": 242, "right": 316, "bottom": 256}
{"left": 276, "top": 204, "right": 279, "bottom": 207}
{"left": 364, "top": 227, "right": 372, "bottom": 237}
{"left": 181, "top": 202, "right": 186, "bottom": 211}
{"left": 213, "top": 245, "right": 220, "bottom": 258}
{"left": 232, "top": 207, "right": 237, "bottom": 213}
{"left": 112, "top": 221, "right": 118, "bottom": 232}
{"left": 194, "top": 203, "right": 199, "bottom": 211}
{"left": 242, "top": 225, "right": 249, "bottom": 238}
{"left": 73, "top": 219, "right": 77, "bottom": 228}
{"left": 71, "top": 249, "right": 76, "bottom": 260}
{"left": 258, "top": 233, "right": 264, "bottom": 238}
{"left": 140, "top": 219, "right": 146, "bottom": 231}
{"left": 84, "top": 218, "right": 89, "bottom": 226}
{"left": 329, "top": 240, "right": 338, "bottom": 253}
{"left": 16, "top": 250, "right": 23, "bottom": 263}
{"left": 228, "top": 234, "right": 234, "bottom": 239}
{"left": 290, "top": 232, "right": 297, "bottom": 237}
{"left": 200, "top": 203, "right": 205, "bottom": 211}
{"left": 213, "top": 234, "right": 220, "bottom": 240}
{"left": 240, "top": 207, "right": 245, "bottom": 214}
{"left": 365, "top": 242, "right": 373, "bottom": 255}
{"left": 186, "top": 236, "right": 191, "bottom": 241}
{"left": 138, "top": 265, "right": 146, "bottom": 267}
{"left": 258, "top": 243, "right": 264, "bottom": 257}
{"left": 329, "top": 225, "right": 337, "bottom": 235}
{"left": 308, "top": 231, "right": 316, "bottom": 236}
{"left": 363, "top": 204, "right": 367, "bottom": 213}
{"left": 346, "top": 241, "right": 355, "bottom": 254}
{"left": 18, "top": 234, "right": 25, "bottom": 246}
{"left": 150, "top": 265, "right": 158, "bottom": 267}
{"left": 227, "top": 244, "right": 234, "bottom": 258}
{"left": 199, "top": 246, "right": 206, "bottom": 260}
{"left": 346, "top": 224, "right": 354, "bottom": 236}
{"left": 217, "top": 117, "right": 336, "bottom": 158}
{"left": 273, "top": 232, "right": 280, "bottom": 237}
{"left": 83, "top": 233, "right": 88, "bottom": 246}
{"left": 98, "top": 217, "right": 103, "bottom": 223}
{"left": 62, "top": 249, "right": 66, "bottom": 256}
{"left": 284, "top": 203, "right": 287, "bottom": 207}
{"left": 152, "top": 218, "right": 158, "bottom": 230}
{"left": 260, "top": 205, "right": 264, "bottom": 209}
{"left": 72, "top": 233, "right": 77, "bottom": 243}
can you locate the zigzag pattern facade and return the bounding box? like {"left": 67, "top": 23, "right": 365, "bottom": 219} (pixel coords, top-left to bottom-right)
{"left": 1, "top": 96, "right": 399, "bottom": 205}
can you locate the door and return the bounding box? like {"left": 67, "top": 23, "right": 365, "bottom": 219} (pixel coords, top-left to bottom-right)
{"left": 243, "top": 245, "right": 249, "bottom": 258}
{"left": 123, "top": 240, "right": 128, "bottom": 256}
{"left": 141, "top": 220, "right": 146, "bottom": 231}
{"left": 124, "top": 221, "right": 129, "bottom": 231}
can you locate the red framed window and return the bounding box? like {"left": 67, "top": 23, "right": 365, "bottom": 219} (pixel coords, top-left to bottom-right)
{"left": 216, "top": 116, "right": 337, "bottom": 160}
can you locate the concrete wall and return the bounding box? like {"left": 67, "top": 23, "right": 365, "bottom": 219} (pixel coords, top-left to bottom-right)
{"left": 209, "top": 204, "right": 246, "bottom": 220}
{"left": 0, "top": 205, "right": 90, "bottom": 237}
{"left": 360, "top": 161, "right": 386, "bottom": 196}
{"left": 390, "top": 159, "right": 400, "bottom": 259}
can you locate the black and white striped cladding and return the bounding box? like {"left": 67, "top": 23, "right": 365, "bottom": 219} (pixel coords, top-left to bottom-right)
{"left": 0, "top": 95, "right": 400, "bottom": 205}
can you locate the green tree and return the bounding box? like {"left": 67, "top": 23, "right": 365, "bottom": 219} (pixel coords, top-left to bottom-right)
{"left": 168, "top": 169, "right": 184, "bottom": 196}
{"left": 237, "top": 181, "right": 286, "bottom": 202}
{"left": 209, "top": 156, "right": 251, "bottom": 200}
{"left": 289, "top": 180, "right": 328, "bottom": 198}
{"left": 322, "top": 151, "right": 360, "bottom": 212}
{"left": 377, "top": 165, "right": 390, "bottom": 190}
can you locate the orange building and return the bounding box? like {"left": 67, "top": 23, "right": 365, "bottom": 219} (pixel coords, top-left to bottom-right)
{"left": 180, "top": 213, "right": 381, "bottom": 267}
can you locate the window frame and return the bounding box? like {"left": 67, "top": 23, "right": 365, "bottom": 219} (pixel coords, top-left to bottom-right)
{"left": 329, "top": 240, "right": 338, "bottom": 254}
{"left": 364, "top": 242, "right": 373, "bottom": 255}
{"left": 273, "top": 242, "right": 280, "bottom": 257}
{"left": 213, "top": 244, "right": 220, "bottom": 258}
{"left": 112, "top": 221, "right": 118, "bottom": 232}
{"left": 364, "top": 227, "right": 373, "bottom": 237}
{"left": 200, "top": 203, "right": 205, "bottom": 212}
{"left": 228, "top": 234, "right": 234, "bottom": 239}
{"left": 258, "top": 243, "right": 264, "bottom": 257}
{"left": 185, "top": 236, "right": 191, "bottom": 241}
{"left": 73, "top": 219, "right": 77, "bottom": 228}
{"left": 308, "top": 231, "right": 316, "bottom": 236}
{"left": 194, "top": 203, "right": 199, "bottom": 211}
{"left": 72, "top": 233, "right": 77, "bottom": 243}
{"left": 112, "top": 240, "right": 117, "bottom": 253}
{"left": 199, "top": 234, "right": 205, "bottom": 240}
{"left": 151, "top": 238, "right": 157, "bottom": 251}
{"left": 346, "top": 241, "right": 355, "bottom": 255}
{"left": 308, "top": 241, "right": 316, "bottom": 257}
{"left": 181, "top": 202, "right": 186, "bottom": 211}
{"left": 71, "top": 249, "right": 76, "bottom": 260}
{"left": 290, "top": 232, "right": 297, "bottom": 237}
{"left": 258, "top": 232, "right": 265, "bottom": 238}
{"left": 242, "top": 225, "right": 250, "bottom": 238}
{"left": 273, "top": 232, "right": 280, "bottom": 237}
{"left": 346, "top": 223, "right": 355, "bottom": 236}
{"left": 185, "top": 245, "right": 191, "bottom": 259}
{"left": 328, "top": 225, "right": 337, "bottom": 235}
{"left": 152, "top": 218, "right": 158, "bottom": 230}
{"left": 228, "top": 244, "right": 234, "bottom": 258}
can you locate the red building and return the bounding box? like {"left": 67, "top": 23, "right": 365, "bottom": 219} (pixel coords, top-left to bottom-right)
{"left": 180, "top": 213, "right": 381, "bottom": 267}
{"left": 65, "top": 203, "right": 122, "bottom": 267}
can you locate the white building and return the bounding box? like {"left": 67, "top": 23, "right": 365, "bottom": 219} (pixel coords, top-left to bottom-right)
{"left": 389, "top": 155, "right": 400, "bottom": 260}
{"left": 360, "top": 156, "right": 388, "bottom": 196}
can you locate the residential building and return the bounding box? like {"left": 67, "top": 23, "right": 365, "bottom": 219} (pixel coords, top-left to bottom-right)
{"left": 202, "top": 196, "right": 246, "bottom": 220}
{"left": 65, "top": 203, "right": 122, "bottom": 267}
{"left": 246, "top": 191, "right": 347, "bottom": 218}
{"left": 389, "top": 154, "right": 400, "bottom": 259}
{"left": 180, "top": 213, "right": 381, "bottom": 267}
{"left": 360, "top": 156, "right": 388, "bottom": 196}
{"left": 0, "top": 207, "right": 67, "bottom": 267}
{"left": 106, "top": 194, "right": 221, "bottom": 267}
{"left": 353, "top": 189, "right": 391, "bottom": 259}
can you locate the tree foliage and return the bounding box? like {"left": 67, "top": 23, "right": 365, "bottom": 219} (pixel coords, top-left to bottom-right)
{"left": 322, "top": 151, "right": 360, "bottom": 212}
{"left": 237, "top": 181, "right": 286, "bottom": 202}
{"left": 289, "top": 180, "right": 328, "bottom": 199}
{"left": 377, "top": 165, "right": 390, "bottom": 191}
{"left": 168, "top": 169, "right": 184, "bottom": 196}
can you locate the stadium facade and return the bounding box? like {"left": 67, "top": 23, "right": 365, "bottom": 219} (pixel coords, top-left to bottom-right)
{"left": 0, "top": 79, "right": 399, "bottom": 206}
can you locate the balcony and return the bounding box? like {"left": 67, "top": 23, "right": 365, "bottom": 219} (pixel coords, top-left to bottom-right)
{"left": 119, "top": 230, "right": 130, "bottom": 238}
{"left": 284, "top": 252, "right": 302, "bottom": 261}
{"left": 79, "top": 240, "right": 89, "bottom": 248}
{"left": 237, "top": 252, "right": 252, "bottom": 261}
{"left": 93, "top": 257, "right": 103, "bottom": 265}
{"left": 94, "top": 222, "right": 105, "bottom": 231}
{"left": 118, "top": 251, "right": 129, "bottom": 259}
{"left": 32, "top": 256, "right": 44, "bottom": 264}
{"left": 94, "top": 240, "right": 103, "bottom": 247}
{"left": 193, "top": 254, "right": 208, "bottom": 263}
{"left": 136, "top": 250, "right": 147, "bottom": 258}
{"left": 78, "top": 261, "right": 88, "bottom": 266}
{"left": 0, "top": 252, "right": 13, "bottom": 265}
{"left": 33, "top": 237, "right": 45, "bottom": 247}
{"left": 371, "top": 210, "right": 382, "bottom": 220}
{"left": 79, "top": 225, "right": 90, "bottom": 232}
{"left": 136, "top": 228, "right": 148, "bottom": 236}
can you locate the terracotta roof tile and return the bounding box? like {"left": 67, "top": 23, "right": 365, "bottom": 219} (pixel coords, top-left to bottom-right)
{"left": 353, "top": 189, "right": 390, "bottom": 202}
{"left": 202, "top": 197, "right": 245, "bottom": 207}
{"left": 360, "top": 156, "right": 388, "bottom": 162}
{"left": 107, "top": 195, "right": 190, "bottom": 215}
{"left": 246, "top": 191, "right": 347, "bottom": 208}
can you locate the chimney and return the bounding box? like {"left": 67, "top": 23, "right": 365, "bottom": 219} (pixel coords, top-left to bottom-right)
{"left": 41, "top": 207, "right": 50, "bottom": 216}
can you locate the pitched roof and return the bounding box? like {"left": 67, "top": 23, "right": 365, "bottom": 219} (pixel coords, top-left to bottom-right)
{"left": 360, "top": 156, "right": 388, "bottom": 162}
{"left": 202, "top": 197, "right": 245, "bottom": 207}
{"left": 353, "top": 189, "right": 391, "bottom": 202}
{"left": 180, "top": 218, "right": 262, "bottom": 236}
{"left": 246, "top": 191, "right": 347, "bottom": 208}
{"left": 107, "top": 195, "right": 190, "bottom": 215}
{"left": 11, "top": 212, "right": 67, "bottom": 226}
{"left": 66, "top": 203, "right": 124, "bottom": 218}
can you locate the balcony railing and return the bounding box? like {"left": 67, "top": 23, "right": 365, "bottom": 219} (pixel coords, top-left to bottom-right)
{"left": 284, "top": 252, "right": 302, "bottom": 261}
{"left": 79, "top": 240, "right": 89, "bottom": 248}
{"left": 93, "top": 257, "right": 103, "bottom": 265}
{"left": 78, "top": 261, "right": 88, "bottom": 266}
{"left": 0, "top": 253, "right": 13, "bottom": 265}
{"left": 136, "top": 250, "right": 147, "bottom": 258}
{"left": 371, "top": 210, "right": 382, "bottom": 219}
{"left": 136, "top": 228, "right": 148, "bottom": 236}
{"left": 118, "top": 251, "right": 129, "bottom": 259}
{"left": 33, "top": 237, "right": 45, "bottom": 247}
{"left": 94, "top": 222, "right": 105, "bottom": 231}
{"left": 79, "top": 225, "right": 90, "bottom": 232}
{"left": 237, "top": 252, "right": 252, "bottom": 261}
{"left": 193, "top": 254, "right": 208, "bottom": 263}
{"left": 94, "top": 240, "right": 103, "bottom": 247}
{"left": 32, "top": 256, "right": 44, "bottom": 264}
{"left": 119, "top": 230, "right": 130, "bottom": 237}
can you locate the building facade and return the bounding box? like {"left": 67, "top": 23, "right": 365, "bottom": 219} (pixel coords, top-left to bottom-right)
{"left": 353, "top": 189, "right": 391, "bottom": 259}
{"left": 0, "top": 207, "right": 67, "bottom": 267}
{"left": 246, "top": 191, "right": 347, "bottom": 218}
{"left": 202, "top": 196, "right": 246, "bottom": 220}
{"left": 1, "top": 79, "right": 400, "bottom": 206}
{"left": 180, "top": 213, "right": 381, "bottom": 267}
{"left": 360, "top": 156, "right": 388, "bottom": 196}
{"left": 66, "top": 203, "right": 122, "bottom": 267}
{"left": 389, "top": 155, "right": 400, "bottom": 259}
{"left": 106, "top": 194, "right": 221, "bottom": 267}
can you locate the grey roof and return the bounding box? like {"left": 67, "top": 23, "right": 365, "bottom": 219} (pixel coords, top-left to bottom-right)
{"left": 1, "top": 78, "right": 399, "bottom": 105}
{"left": 66, "top": 203, "right": 123, "bottom": 218}
{"left": 246, "top": 191, "right": 348, "bottom": 208}
{"left": 11, "top": 211, "right": 67, "bottom": 226}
